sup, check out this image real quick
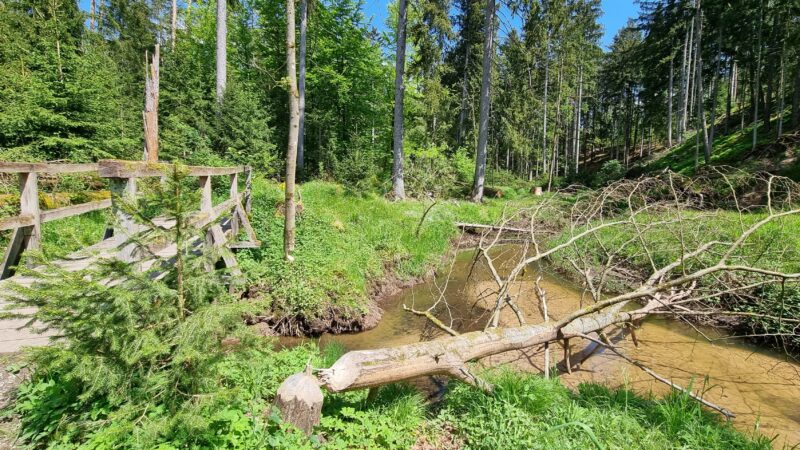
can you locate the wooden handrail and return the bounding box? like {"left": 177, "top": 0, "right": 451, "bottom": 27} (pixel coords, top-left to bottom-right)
{"left": 98, "top": 160, "right": 246, "bottom": 178}
{"left": 0, "top": 163, "right": 99, "bottom": 174}
{"left": 1, "top": 160, "right": 257, "bottom": 277}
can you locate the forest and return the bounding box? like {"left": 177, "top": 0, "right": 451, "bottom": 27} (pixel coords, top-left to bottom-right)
{"left": 0, "top": 0, "right": 799, "bottom": 448}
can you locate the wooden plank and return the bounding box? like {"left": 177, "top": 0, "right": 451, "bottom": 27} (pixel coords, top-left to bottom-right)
{"left": 40, "top": 199, "right": 112, "bottom": 223}
{"left": 455, "top": 222, "right": 529, "bottom": 234}
{"left": 19, "top": 173, "right": 40, "bottom": 251}
{"left": 0, "top": 214, "right": 35, "bottom": 231}
{"left": 109, "top": 178, "right": 139, "bottom": 262}
{"left": 98, "top": 160, "right": 245, "bottom": 178}
{"left": 0, "top": 162, "right": 99, "bottom": 174}
{"left": 1, "top": 228, "right": 27, "bottom": 279}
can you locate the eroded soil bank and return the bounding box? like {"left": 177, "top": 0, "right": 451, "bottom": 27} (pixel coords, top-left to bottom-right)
{"left": 283, "top": 248, "right": 800, "bottom": 448}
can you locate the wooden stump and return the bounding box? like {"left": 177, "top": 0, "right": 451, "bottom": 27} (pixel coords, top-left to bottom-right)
{"left": 273, "top": 370, "right": 323, "bottom": 435}
{"left": 533, "top": 186, "right": 543, "bottom": 196}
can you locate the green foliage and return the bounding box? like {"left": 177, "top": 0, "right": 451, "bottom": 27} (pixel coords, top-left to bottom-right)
{"left": 436, "top": 370, "right": 770, "bottom": 450}
{"left": 593, "top": 160, "right": 626, "bottom": 187}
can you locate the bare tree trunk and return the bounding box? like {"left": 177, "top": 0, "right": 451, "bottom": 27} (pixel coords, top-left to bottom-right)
{"left": 215, "top": 0, "right": 227, "bottom": 104}
{"left": 708, "top": 29, "right": 721, "bottom": 146}
{"left": 678, "top": 23, "right": 690, "bottom": 142}
{"left": 298, "top": 0, "right": 307, "bottom": 176}
{"left": 171, "top": 0, "right": 177, "bottom": 49}
{"left": 668, "top": 54, "right": 674, "bottom": 147}
{"left": 542, "top": 51, "right": 549, "bottom": 175}
{"left": 392, "top": 0, "right": 408, "bottom": 200}
{"left": 284, "top": 0, "right": 299, "bottom": 261}
{"left": 725, "top": 59, "right": 734, "bottom": 134}
{"left": 575, "top": 65, "right": 583, "bottom": 174}
{"left": 90, "top": 0, "right": 96, "bottom": 31}
{"left": 472, "top": 0, "right": 494, "bottom": 203}
{"left": 457, "top": 49, "right": 470, "bottom": 148}
{"left": 684, "top": 19, "right": 695, "bottom": 132}
{"left": 793, "top": 63, "right": 800, "bottom": 129}
{"left": 143, "top": 46, "right": 159, "bottom": 162}
{"left": 693, "top": 1, "right": 711, "bottom": 164}
{"left": 752, "top": 1, "right": 763, "bottom": 152}
{"left": 777, "top": 37, "right": 785, "bottom": 138}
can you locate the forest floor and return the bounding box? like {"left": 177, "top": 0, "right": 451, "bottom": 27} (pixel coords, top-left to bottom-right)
{"left": 0, "top": 353, "right": 25, "bottom": 449}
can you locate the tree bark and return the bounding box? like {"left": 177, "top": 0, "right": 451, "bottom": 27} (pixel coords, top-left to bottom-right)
{"left": 90, "top": 0, "right": 96, "bottom": 31}
{"left": 472, "top": 0, "right": 494, "bottom": 203}
{"left": 668, "top": 54, "right": 674, "bottom": 147}
{"left": 298, "top": 0, "right": 308, "bottom": 176}
{"left": 284, "top": 0, "right": 299, "bottom": 261}
{"left": 693, "top": 1, "right": 710, "bottom": 164}
{"left": 392, "top": 0, "right": 408, "bottom": 200}
{"left": 171, "top": 0, "right": 177, "bottom": 50}
{"left": 273, "top": 369, "right": 323, "bottom": 435}
{"left": 792, "top": 62, "right": 800, "bottom": 129}
{"left": 143, "top": 46, "right": 159, "bottom": 162}
{"left": 752, "top": 0, "right": 763, "bottom": 152}
{"left": 216, "top": 0, "right": 227, "bottom": 104}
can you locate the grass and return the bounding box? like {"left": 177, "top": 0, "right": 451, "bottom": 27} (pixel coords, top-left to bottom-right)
{"left": 641, "top": 113, "right": 797, "bottom": 179}
{"left": 434, "top": 370, "right": 771, "bottom": 450}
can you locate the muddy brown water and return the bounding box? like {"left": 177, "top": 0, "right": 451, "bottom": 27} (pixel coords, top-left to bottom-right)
{"left": 282, "top": 248, "right": 800, "bottom": 447}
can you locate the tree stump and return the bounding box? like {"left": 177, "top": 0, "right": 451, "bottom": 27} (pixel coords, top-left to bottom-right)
{"left": 533, "top": 186, "right": 543, "bottom": 196}
{"left": 273, "top": 369, "right": 323, "bottom": 435}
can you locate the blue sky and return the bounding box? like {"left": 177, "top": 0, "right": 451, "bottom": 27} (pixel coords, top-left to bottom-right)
{"left": 363, "top": 0, "right": 640, "bottom": 51}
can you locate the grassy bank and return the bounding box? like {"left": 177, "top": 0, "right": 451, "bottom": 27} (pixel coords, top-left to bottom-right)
{"left": 638, "top": 116, "right": 799, "bottom": 180}
{"left": 236, "top": 180, "right": 536, "bottom": 331}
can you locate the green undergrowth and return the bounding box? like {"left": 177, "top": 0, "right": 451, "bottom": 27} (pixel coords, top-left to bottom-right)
{"left": 436, "top": 370, "right": 770, "bottom": 450}
{"left": 639, "top": 116, "right": 797, "bottom": 179}
{"left": 236, "top": 180, "right": 538, "bottom": 320}
{"left": 10, "top": 346, "right": 772, "bottom": 449}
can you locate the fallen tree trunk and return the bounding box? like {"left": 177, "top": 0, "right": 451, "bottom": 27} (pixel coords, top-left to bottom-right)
{"left": 274, "top": 300, "right": 658, "bottom": 432}
{"left": 455, "top": 222, "right": 528, "bottom": 234}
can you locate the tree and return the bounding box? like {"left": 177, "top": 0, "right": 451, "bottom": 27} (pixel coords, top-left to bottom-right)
{"left": 284, "top": 0, "right": 300, "bottom": 261}
{"left": 216, "top": 0, "right": 227, "bottom": 104}
{"left": 471, "top": 0, "right": 494, "bottom": 202}
{"left": 392, "top": 0, "right": 408, "bottom": 200}
{"left": 297, "top": 0, "right": 308, "bottom": 176}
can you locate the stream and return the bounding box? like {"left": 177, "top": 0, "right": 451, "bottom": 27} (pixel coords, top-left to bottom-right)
{"left": 282, "top": 247, "right": 800, "bottom": 447}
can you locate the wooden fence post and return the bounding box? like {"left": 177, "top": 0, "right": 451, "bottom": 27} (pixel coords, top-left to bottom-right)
{"left": 109, "top": 177, "right": 139, "bottom": 262}
{"left": 199, "top": 176, "right": 239, "bottom": 271}
{"left": 229, "top": 173, "right": 239, "bottom": 237}
{"left": 244, "top": 166, "right": 252, "bottom": 214}
{"left": 0, "top": 172, "right": 41, "bottom": 278}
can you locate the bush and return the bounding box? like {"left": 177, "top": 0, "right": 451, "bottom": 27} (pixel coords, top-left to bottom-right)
{"left": 593, "top": 160, "right": 626, "bottom": 187}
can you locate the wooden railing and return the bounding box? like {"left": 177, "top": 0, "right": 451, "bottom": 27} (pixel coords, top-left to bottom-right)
{"left": 0, "top": 160, "right": 257, "bottom": 279}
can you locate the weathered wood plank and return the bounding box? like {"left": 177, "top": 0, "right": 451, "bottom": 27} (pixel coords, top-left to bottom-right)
{"left": 0, "top": 162, "right": 99, "bottom": 174}
{"left": 40, "top": 199, "right": 112, "bottom": 223}
{"left": 98, "top": 160, "right": 245, "bottom": 178}
{"left": 0, "top": 215, "right": 35, "bottom": 231}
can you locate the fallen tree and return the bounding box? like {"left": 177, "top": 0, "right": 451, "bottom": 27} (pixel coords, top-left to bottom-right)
{"left": 274, "top": 169, "right": 800, "bottom": 433}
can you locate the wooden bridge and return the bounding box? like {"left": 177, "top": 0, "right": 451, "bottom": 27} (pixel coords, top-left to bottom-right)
{"left": 0, "top": 160, "right": 260, "bottom": 352}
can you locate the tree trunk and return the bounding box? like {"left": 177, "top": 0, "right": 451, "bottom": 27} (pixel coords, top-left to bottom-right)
{"left": 457, "top": 48, "right": 470, "bottom": 148}
{"left": 275, "top": 299, "right": 662, "bottom": 435}
{"left": 297, "top": 0, "right": 308, "bottom": 176}
{"left": 90, "top": 0, "right": 96, "bottom": 31}
{"left": 708, "top": 30, "right": 721, "bottom": 146}
{"left": 752, "top": 0, "right": 763, "bottom": 151}
{"left": 216, "top": 0, "right": 227, "bottom": 104}
{"left": 777, "top": 38, "right": 785, "bottom": 138}
{"left": 143, "top": 46, "right": 159, "bottom": 162}
{"left": 542, "top": 51, "right": 550, "bottom": 175}
{"left": 725, "top": 59, "right": 734, "bottom": 135}
{"left": 693, "top": 1, "right": 711, "bottom": 164}
{"left": 392, "top": 0, "right": 408, "bottom": 200}
{"left": 668, "top": 54, "right": 674, "bottom": 147}
{"left": 284, "top": 0, "right": 299, "bottom": 261}
{"left": 575, "top": 65, "right": 583, "bottom": 174}
{"left": 472, "top": 0, "right": 494, "bottom": 203}
{"left": 171, "top": 0, "right": 177, "bottom": 49}
{"left": 792, "top": 62, "right": 800, "bottom": 129}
